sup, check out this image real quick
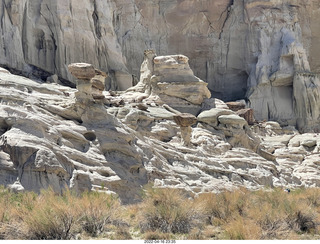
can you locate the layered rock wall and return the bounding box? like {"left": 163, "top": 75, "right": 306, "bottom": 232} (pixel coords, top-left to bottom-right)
{"left": 1, "top": 0, "right": 320, "bottom": 130}
{"left": 1, "top": 1, "right": 318, "bottom": 90}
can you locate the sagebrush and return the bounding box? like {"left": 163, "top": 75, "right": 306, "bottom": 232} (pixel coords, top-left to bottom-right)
{"left": 0, "top": 185, "right": 319, "bottom": 240}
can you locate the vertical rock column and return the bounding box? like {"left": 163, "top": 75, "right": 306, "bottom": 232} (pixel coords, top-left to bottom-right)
{"left": 173, "top": 113, "right": 197, "bottom": 146}
{"left": 68, "top": 63, "right": 113, "bottom": 126}
{"left": 293, "top": 72, "right": 320, "bottom": 132}
{"left": 68, "top": 63, "right": 96, "bottom": 103}
{"left": 127, "top": 49, "right": 157, "bottom": 93}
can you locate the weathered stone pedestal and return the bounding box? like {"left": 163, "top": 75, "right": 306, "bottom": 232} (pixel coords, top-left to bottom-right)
{"left": 68, "top": 63, "right": 108, "bottom": 103}
{"left": 68, "top": 63, "right": 95, "bottom": 103}
{"left": 173, "top": 113, "right": 197, "bottom": 146}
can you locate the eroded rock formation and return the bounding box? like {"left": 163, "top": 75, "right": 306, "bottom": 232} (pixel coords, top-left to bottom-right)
{"left": 1, "top": 55, "right": 320, "bottom": 203}
{"left": 130, "top": 50, "right": 211, "bottom": 115}
{"left": 2, "top": 1, "right": 320, "bottom": 132}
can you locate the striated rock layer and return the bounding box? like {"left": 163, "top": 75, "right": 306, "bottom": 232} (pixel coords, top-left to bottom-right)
{"left": 2, "top": 59, "right": 320, "bottom": 203}
{"left": 1, "top": 1, "right": 320, "bottom": 131}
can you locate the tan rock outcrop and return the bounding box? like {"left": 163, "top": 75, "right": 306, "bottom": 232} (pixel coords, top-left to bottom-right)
{"left": 226, "top": 101, "right": 246, "bottom": 112}
{"left": 68, "top": 63, "right": 95, "bottom": 102}
{"left": 91, "top": 69, "right": 108, "bottom": 99}
{"left": 130, "top": 51, "right": 211, "bottom": 115}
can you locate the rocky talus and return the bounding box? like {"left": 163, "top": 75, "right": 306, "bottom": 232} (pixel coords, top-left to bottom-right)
{"left": 1, "top": 54, "right": 320, "bottom": 204}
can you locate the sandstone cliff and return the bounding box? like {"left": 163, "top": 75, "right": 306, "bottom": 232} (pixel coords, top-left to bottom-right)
{"left": 1, "top": 0, "right": 320, "bottom": 131}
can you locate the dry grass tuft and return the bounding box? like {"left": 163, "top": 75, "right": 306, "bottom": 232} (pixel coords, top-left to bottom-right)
{"left": 10, "top": 188, "right": 122, "bottom": 240}
{"left": 138, "top": 187, "right": 202, "bottom": 234}
{"left": 78, "top": 191, "right": 120, "bottom": 237}
{"left": 17, "top": 188, "right": 80, "bottom": 240}
{"left": 195, "top": 188, "right": 249, "bottom": 226}
{"left": 224, "top": 218, "right": 261, "bottom": 240}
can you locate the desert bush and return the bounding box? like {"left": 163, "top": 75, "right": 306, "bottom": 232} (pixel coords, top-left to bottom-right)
{"left": 0, "top": 187, "right": 35, "bottom": 222}
{"left": 0, "top": 187, "right": 37, "bottom": 239}
{"left": 138, "top": 187, "right": 201, "bottom": 234}
{"left": 0, "top": 186, "right": 124, "bottom": 240}
{"left": 195, "top": 188, "right": 249, "bottom": 225}
{"left": 78, "top": 191, "right": 121, "bottom": 237}
{"left": 247, "top": 197, "right": 292, "bottom": 239}
{"left": 291, "top": 210, "right": 317, "bottom": 233}
{"left": 17, "top": 188, "right": 81, "bottom": 240}
{"left": 289, "top": 188, "right": 319, "bottom": 234}
{"left": 196, "top": 187, "right": 320, "bottom": 240}
{"left": 223, "top": 218, "right": 261, "bottom": 240}
{"left": 296, "top": 188, "right": 320, "bottom": 208}
{"left": 248, "top": 188, "right": 318, "bottom": 239}
{"left": 0, "top": 185, "right": 320, "bottom": 240}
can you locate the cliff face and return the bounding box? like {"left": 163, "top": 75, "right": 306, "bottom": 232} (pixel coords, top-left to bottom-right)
{"left": 0, "top": 0, "right": 233, "bottom": 91}
{"left": 1, "top": 0, "right": 320, "bottom": 129}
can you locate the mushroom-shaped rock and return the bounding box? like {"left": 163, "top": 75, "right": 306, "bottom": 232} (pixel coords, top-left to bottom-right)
{"left": 173, "top": 113, "right": 197, "bottom": 146}
{"left": 91, "top": 69, "right": 107, "bottom": 100}
{"left": 68, "top": 63, "right": 96, "bottom": 80}
{"left": 68, "top": 63, "right": 108, "bottom": 102}
{"left": 173, "top": 113, "right": 197, "bottom": 127}
{"left": 68, "top": 63, "right": 96, "bottom": 102}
